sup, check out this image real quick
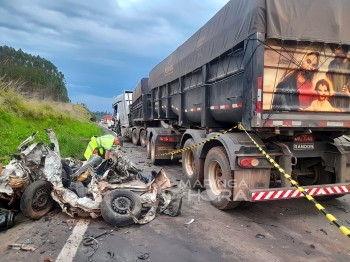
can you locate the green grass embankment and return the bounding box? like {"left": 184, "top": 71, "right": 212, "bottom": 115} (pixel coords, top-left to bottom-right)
{"left": 0, "top": 78, "right": 103, "bottom": 164}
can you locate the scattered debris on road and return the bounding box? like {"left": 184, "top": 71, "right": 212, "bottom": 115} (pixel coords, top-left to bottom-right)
{"left": 184, "top": 219, "right": 194, "bottom": 225}
{"left": 320, "top": 229, "right": 328, "bottom": 235}
{"left": 255, "top": 234, "right": 265, "bottom": 239}
{"left": 8, "top": 243, "right": 37, "bottom": 252}
{"left": 137, "top": 252, "right": 149, "bottom": 260}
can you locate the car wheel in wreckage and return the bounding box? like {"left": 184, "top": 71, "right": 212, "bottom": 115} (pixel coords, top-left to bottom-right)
{"left": 20, "top": 181, "right": 54, "bottom": 220}
{"left": 101, "top": 189, "right": 142, "bottom": 227}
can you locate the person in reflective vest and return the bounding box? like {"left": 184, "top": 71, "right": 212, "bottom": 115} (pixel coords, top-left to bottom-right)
{"left": 84, "top": 134, "right": 120, "bottom": 160}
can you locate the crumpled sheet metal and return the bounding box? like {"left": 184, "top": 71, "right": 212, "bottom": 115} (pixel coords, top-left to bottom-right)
{"left": 128, "top": 189, "right": 182, "bottom": 225}
{"left": 129, "top": 200, "right": 159, "bottom": 225}
{"left": 0, "top": 144, "right": 62, "bottom": 195}
{"left": 43, "top": 150, "right": 63, "bottom": 187}
{"left": 64, "top": 157, "right": 83, "bottom": 169}
{"left": 126, "top": 168, "right": 182, "bottom": 225}
{"left": 52, "top": 175, "right": 102, "bottom": 219}
{"left": 0, "top": 161, "right": 28, "bottom": 195}
{"left": 44, "top": 128, "right": 60, "bottom": 157}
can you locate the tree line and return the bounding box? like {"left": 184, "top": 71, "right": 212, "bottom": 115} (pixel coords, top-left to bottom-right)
{"left": 91, "top": 111, "right": 112, "bottom": 121}
{"left": 0, "top": 45, "right": 69, "bottom": 102}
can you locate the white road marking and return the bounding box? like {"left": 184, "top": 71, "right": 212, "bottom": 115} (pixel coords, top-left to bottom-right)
{"left": 56, "top": 220, "right": 90, "bottom": 262}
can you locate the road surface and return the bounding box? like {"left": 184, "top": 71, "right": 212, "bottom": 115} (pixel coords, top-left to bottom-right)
{"left": 1, "top": 127, "right": 350, "bottom": 262}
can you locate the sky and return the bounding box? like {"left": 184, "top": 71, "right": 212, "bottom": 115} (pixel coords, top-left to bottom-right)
{"left": 0, "top": 0, "right": 230, "bottom": 113}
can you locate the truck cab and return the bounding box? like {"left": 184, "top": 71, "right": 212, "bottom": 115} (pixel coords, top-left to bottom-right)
{"left": 112, "top": 91, "right": 133, "bottom": 137}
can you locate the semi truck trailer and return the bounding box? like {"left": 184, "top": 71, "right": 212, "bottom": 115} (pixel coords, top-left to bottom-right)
{"left": 114, "top": 0, "right": 350, "bottom": 210}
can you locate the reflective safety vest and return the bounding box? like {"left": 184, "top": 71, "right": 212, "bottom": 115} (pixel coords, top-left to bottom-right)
{"left": 84, "top": 135, "right": 115, "bottom": 160}
{"left": 84, "top": 136, "right": 103, "bottom": 160}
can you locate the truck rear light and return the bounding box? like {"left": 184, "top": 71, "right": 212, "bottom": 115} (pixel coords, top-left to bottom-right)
{"left": 159, "top": 136, "right": 175, "bottom": 142}
{"left": 239, "top": 158, "right": 259, "bottom": 167}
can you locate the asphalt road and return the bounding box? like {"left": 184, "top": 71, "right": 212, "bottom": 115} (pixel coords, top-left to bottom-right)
{"left": 1, "top": 126, "right": 350, "bottom": 262}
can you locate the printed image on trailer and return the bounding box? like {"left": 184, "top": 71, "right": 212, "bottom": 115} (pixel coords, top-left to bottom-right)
{"left": 263, "top": 40, "right": 350, "bottom": 113}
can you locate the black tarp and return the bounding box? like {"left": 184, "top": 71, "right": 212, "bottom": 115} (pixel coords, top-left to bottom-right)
{"left": 132, "top": 78, "right": 148, "bottom": 104}
{"left": 148, "top": 0, "right": 350, "bottom": 90}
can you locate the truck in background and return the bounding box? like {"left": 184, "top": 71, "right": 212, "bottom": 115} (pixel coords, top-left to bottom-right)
{"left": 112, "top": 90, "right": 133, "bottom": 138}
{"left": 112, "top": 0, "right": 350, "bottom": 210}
{"left": 112, "top": 79, "right": 162, "bottom": 147}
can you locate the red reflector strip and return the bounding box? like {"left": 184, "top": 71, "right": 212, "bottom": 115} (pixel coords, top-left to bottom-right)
{"left": 256, "top": 101, "right": 262, "bottom": 113}
{"left": 219, "top": 105, "right": 230, "bottom": 109}
{"left": 250, "top": 185, "right": 350, "bottom": 201}
{"left": 210, "top": 106, "right": 219, "bottom": 110}
{"left": 264, "top": 121, "right": 274, "bottom": 127}
{"left": 232, "top": 103, "right": 243, "bottom": 108}
{"left": 258, "top": 77, "right": 263, "bottom": 90}
{"left": 263, "top": 120, "right": 302, "bottom": 127}
{"left": 282, "top": 121, "right": 292, "bottom": 126}
{"left": 319, "top": 121, "right": 350, "bottom": 127}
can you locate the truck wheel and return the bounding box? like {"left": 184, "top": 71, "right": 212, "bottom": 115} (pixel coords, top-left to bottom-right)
{"left": 151, "top": 140, "right": 163, "bottom": 165}
{"left": 297, "top": 163, "right": 333, "bottom": 186}
{"left": 132, "top": 129, "right": 140, "bottom": 145}
{"left": 298, "top": 163, "right": 344, "bottom": 200}
{"left": 20, "top": 181, "right": 54, "bottom": 220}
{"left": 101, "top": 189, "right": 142, "bottom": 227}
{"left": 140, "top": 130, "right": 147, "bottom": 148}
{"left": 204, "top": 147, "right": 240, "bottom": 210}
{"left": 182, "top": 139, "right": 204, "bottom": 188}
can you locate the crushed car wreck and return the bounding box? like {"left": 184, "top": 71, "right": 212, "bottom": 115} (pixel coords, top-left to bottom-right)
{"left": 0, "top": 129, "right": 182, "bottom": 228}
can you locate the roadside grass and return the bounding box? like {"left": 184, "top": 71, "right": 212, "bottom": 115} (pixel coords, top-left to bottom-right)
{"left": 0, "top": 77, "right": 103, "bottom": 164}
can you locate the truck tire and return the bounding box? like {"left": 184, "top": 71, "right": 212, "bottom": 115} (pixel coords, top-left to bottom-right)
{"left": 204, "top": 147, "right": 240, "bottom": 210}
{"left": 132, "top": 129, "right": 140, "bottom": 145}
{"left": 20, "top": 181, "right": 54, "bottom": 220}
{"left": 151, "top": 140, "right": 164, "bottom": 165}
{"left": 182, "top": 139, "right": 204, "bottom": 188}
{"left": 101, "top": 189, "right": 142, "bottom": 227}
{"left": 298, "top": 163, "right": 344, "bottom": 200}
{"left": 140, "top": 130, "right": 147, "bottom": 148}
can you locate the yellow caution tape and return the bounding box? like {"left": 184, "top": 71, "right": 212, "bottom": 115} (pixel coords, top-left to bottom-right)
{"left": 237, "top": 123, "right": 350, "bottom": 239}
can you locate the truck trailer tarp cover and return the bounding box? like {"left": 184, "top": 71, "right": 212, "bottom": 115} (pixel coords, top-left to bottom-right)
{"left": 132, "top": 78, "right": 148, "bottom": 104}
{"left": 149, "top": 0, "right": 350, "bottom": 90}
